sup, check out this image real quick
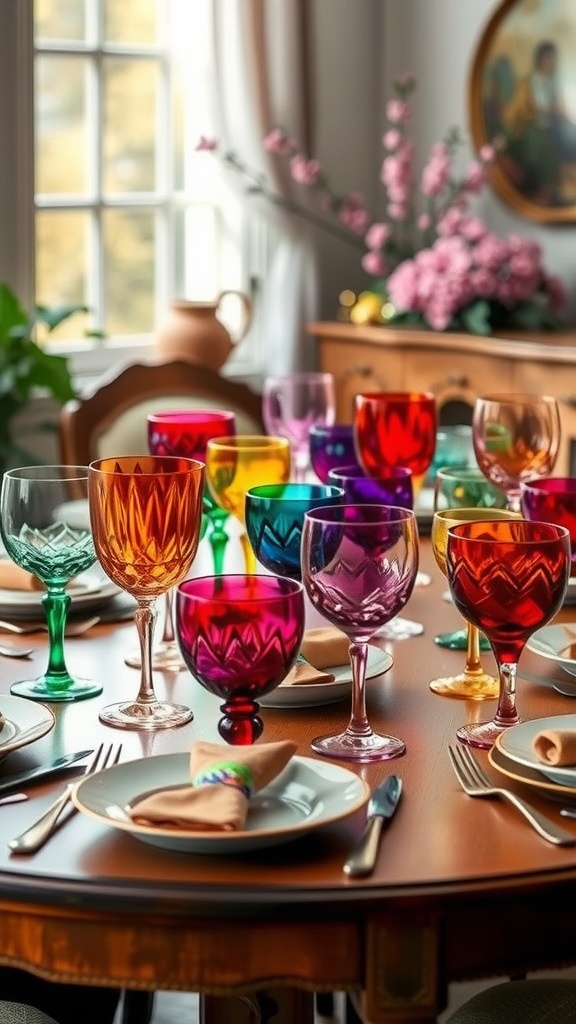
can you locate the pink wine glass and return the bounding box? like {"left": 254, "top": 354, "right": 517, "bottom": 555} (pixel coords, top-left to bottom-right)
{"left": 176, "top": 574, "right": 305, "bottom": 744}
{"left": 262, "top": 372, "right": 336, "bottom": 482}
{"left": 446, "top": 519, "right": 570, "bottom": 749}
{"left": 301, "top": 504, "right": 418, "bottom": 761}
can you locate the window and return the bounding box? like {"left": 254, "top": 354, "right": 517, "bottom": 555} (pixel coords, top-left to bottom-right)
{"left": 1, "top": 0, "right": 260, "bottom": 379}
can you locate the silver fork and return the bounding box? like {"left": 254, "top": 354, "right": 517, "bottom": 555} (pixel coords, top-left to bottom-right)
{"left": 448, "top": 743, "right": 576, "bottom": 846}
{"left": 8, "top": 742, "right": 122, "bottom": 855}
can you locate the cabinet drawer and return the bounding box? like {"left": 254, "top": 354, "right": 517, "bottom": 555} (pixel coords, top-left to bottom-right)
{"left": 406, "top": 349, "right": 513, "bottom": 422}
{"left": 317, "top": 340, "right": 402, "bottom": 421}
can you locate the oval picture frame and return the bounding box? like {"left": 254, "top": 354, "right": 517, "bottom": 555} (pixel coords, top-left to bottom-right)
{"left": 469, "top": 0, "right": 576, "bottom": 222}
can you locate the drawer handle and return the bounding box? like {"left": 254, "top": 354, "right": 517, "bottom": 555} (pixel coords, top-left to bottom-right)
{"left": 446, "top": 373, "right": 470, "bottom": 388}
{"left": 339, "top": 365, "right": 386, "bottom": 388}
{"left": 561, "top": 395, "right": 576, "bottom": 408}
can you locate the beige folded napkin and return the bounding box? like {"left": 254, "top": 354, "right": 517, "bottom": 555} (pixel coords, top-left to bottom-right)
{"left": 281, "top": 626, "right": 351, "bottom": 686}
{"left": 0, "top": 560, "right": 43, "bottom": 591}
{"left": 128, "top": 739, "right": 297, "bottom": 832}
{"left": 532, "top": 729, "right": 576, "bottom": 767}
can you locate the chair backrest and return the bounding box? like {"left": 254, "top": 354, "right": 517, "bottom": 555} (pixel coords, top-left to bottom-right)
{"left": 58, "top": 358, "right": 264, "bottom": 465}
{"left": 0, "top": 1003, "right": 61, "bottom": 1024}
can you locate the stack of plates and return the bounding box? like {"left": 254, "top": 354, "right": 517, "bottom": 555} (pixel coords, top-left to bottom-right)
{"left": 527, "top": 625, "right": 576, "bottom": 676}
{"left": 489, "top": 715, "right": 576, "bottom": 803}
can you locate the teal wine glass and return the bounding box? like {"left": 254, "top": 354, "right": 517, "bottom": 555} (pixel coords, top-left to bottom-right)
{"left": 245, "top": 482, "right": 344, "bottom": 579}
{"left": 0, "top": 466, "right": 102, "bottom": 701}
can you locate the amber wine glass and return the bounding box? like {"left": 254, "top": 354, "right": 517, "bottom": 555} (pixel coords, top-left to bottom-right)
{"left": 205, "top": 435, "right": 291, "bottom": 574}
{"left": 472, "top": 393, "right": 560, "bottom": 513}
{"left": 88, "top": 455, "right": 205, "bottom": 730}
{"left": 446, "top": 519, "right": 570, "bottom": 749}
{"left": 430, "top": 508, "right": 521, "bottom": 700}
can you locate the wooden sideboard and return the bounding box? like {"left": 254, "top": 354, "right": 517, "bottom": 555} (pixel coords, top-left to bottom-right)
{"left": 309, "top": 320, "right": 576, "bottom": 475}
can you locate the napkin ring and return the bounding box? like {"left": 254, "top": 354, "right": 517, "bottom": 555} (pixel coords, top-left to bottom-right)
{"left": 193, "top": 761, "right": 255, "bottom": 800}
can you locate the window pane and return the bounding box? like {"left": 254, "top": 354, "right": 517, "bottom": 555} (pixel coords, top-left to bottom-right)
{"left": 104, "top": 0, "right": 159, "bottom": 45}
{"left": 103, "top": 58, "right": 158, "bottom": 193}
{"left": 103, "top": 209, "right": 155, "bottom": 334}
{"left": 35, "top": 56, "right": 88, "bottom": 194}
{"left": 35, "top": 0, "right": 86, "bottom": 42}
{"left": 36, "top": 210, "right": 91, "bottom": 341}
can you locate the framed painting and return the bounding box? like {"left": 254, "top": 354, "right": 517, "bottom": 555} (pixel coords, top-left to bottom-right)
{"left": 469, "top": 0, "right": 576, "bottom": 222}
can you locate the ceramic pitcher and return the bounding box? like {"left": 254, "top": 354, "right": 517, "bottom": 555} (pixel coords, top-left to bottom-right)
{"left": 155, "top": 291, "right": 252, "bottom": 370}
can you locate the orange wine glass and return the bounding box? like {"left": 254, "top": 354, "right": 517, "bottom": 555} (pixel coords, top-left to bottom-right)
{"left": 88, "top": 455, "right": 205, "bottom": 730}
{"left": 204, "top": 435, "right": 291, "bottom": 574}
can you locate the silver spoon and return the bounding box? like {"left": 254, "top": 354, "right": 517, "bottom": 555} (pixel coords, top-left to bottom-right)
{"left": 0, "top": 643, "right": 34, "bottom": 659}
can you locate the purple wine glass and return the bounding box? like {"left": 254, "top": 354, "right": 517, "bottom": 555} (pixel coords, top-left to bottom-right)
{"left": 521, "top": 477, "right": 576, "bottom": 574}
{"left": 309, "top": 423, "right": 360, "bottom": 484}
{"left": 328, "top": 464, "right": 413, "bottom": 508}
{"left": 176, "top": 574, "right": 305, "bottom": 744}
{"left": 301, "top": 504, "right": 418, "bottom": 761}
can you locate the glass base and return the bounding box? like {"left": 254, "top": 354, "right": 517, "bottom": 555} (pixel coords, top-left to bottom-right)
{"left": 124, "top": 641, "right": 186, "bottom": 672}
{"left": 434, "top": 629, "right": 491, "bottom": 652}
{"left": 311, "top": 729, "right": 406, "bottom": 762}
{"left": 375, "top": 616, "right": 424, "bottom": 640}
{"left": 456, "top": 717, "right": 519, "bottom": 749}
{"left": 10, "top": 676, "right": 102, "bottom": 703}
{"left": 429, "top": 672, "right": 499, "bottom": 700}
{"left": 99, "top": 699, "right": 193, "bottom": 731}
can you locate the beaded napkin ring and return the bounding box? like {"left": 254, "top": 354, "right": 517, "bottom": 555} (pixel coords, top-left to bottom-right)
{"left": 193, "top": 761, "right": 255, "bottom": 800}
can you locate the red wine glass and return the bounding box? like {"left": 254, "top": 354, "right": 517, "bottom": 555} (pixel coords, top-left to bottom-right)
{"left": 446, "top": 519, "right": 570, "bottom": 749}
{"left": 301, "top": 504, "right": 418, "bottom": 761}
{"left": 176, "top": 574, "right": 305, "bottom": 744}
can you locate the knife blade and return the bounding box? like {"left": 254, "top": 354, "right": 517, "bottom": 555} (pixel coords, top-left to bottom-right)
{"left": 0, "top": 749, "right": 94, "bottom": 795}
{"left": 343, "top": 774, "right": 402, "bottom": 878}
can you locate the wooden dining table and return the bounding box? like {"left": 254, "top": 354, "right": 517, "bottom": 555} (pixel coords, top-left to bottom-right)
{"left": 2, "top": 538, "right": 576, "bottom": 1024}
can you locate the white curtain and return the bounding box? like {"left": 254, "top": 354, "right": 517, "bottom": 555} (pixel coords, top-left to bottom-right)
{"left": 209, "top": 0, "right": 321, "bottom": 374}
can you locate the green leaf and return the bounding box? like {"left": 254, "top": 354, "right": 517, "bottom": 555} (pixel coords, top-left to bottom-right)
{"left": 35, "top": 303, "right": 89, "bottom": 332}
{"left": 459, "top": 300, "right": 492, "bottom": 335}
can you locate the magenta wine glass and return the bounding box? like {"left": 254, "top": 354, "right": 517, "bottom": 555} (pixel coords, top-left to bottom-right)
{"left": 328, "top": 464, "right": 413, "bottom": 508}
{"left": 446, "top": 519, "right": 570, "bottom": 749}
{"left": 176, "top": 574, "right": 305, "bottom": 744}
{"left": 521, "top": 477, "right": 576, "bottom": 574}
{"left": 309, "top": 423, "right": 360, "bottom": 484}
{"left": 301, "top": 504, "right": 418, "bottom": 761}
{"left": 262, "top": 372, "right": 336, "bottom": 482}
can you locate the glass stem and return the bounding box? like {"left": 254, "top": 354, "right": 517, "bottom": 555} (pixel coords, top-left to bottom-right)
{"left": 507, "top": 490, "right": 522, "bottom": 513}
{"left": 494, "top": 660, "right": 520, "bottom": 728}
{"left": 464, "top": 622, "right": 483, "bottom": 675}
{"left": 347, "top": 640, "right": 373, "bottom": 737}
{"left": 240, "top": 530, "right": 257, "bottom": 574}
{"left": 43, "top": 588, "right": 72, "bottom": 684}
{"left": 207, "top": 510, "right": 229, "bottom": 575}
{"left": 134, "top": 601, "right": 159, "bottom": 705}
{"left": 159, "top": 589, "right": 175, "bottom": 644}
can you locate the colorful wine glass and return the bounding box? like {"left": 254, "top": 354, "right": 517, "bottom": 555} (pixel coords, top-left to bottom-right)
{"left": 521, "top": 477, "right": 576, "bottom": 575}
{"left": 309, "top": 423, "right": 360, "bottom": 484}
{"left": 433, "top": 466, "right": 508, "bottom": 651}
{"left": 430, "top": 508, "right": 521, "bottom": 700}
{"left": 446, "top": 518, "right": 570, "bottom": 749}
{"left": 472, "top": 393, "right": 560, "bottom": 513}
{"left": 328, "top": 464, "right": 413, "bottom": 508}
{"left": 88, "top": 455, "right": 205, "bottom": 729}
{"left": 204, "top": 434, "right": 291, "bottom": 574}
{"left": 0, "top": 465, "right": 101, "bottom": 702}
{"left": 301, "top": 504, "right": 418, "bottom": 761}
{"left": 125, "top": 409, "right": 235, "bottom": 673}
{"left": 423, "top": 424, "right": 474, "bottom": 487}
{"left": 245, "top": 482, "right": 344, "bottom": 579}
{"left": 354, "top": 390, "right": 438, "bottom": 495}
{"left": 176, "top": 574, "right": 305, "bottom": 744}
{"left": 262, "top": 372, "right": 336, "bottom": 482}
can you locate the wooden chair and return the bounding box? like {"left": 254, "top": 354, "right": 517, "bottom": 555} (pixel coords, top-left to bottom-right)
{"left": 0, "top": 1003, "right": 61, "bottom": 1024}
{"left": 58, "top": 357, "right": 263, "bottom": 466}
{"left": 445, "top": 979, "right": 576, "bottom": 1023}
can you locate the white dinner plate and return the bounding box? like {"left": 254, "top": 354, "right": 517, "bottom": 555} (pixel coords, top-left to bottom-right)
{"left": 0, "top": 694, "right": 55, "bottom": 760}
{"left": 72, "top": 753, "right": 370, "bottom": 854}
{"left": 527, "top": 625, "right": 576, "bottom": 677}
{"left": 489, "top": 743, "right": 576, "bottom": 804}
{"left": 259, "top": 647, "right": 394, "bottom": 708}
{"left": 563, "top": 578, "right": 576, "bottom": 607}
{"left": 0, "top": 563, "right": 121, "bottom": 620}
{"left": 495, "top": 715, "right": 576, "bottom": 786}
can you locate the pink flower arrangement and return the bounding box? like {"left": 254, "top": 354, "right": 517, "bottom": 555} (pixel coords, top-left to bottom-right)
{"left": 197, "top": 73, "right": 566, "bottom": 334}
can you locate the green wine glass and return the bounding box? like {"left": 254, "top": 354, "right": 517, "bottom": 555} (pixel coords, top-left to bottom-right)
{"left": 0, "top": 465, "right": 102, "bottom": 701}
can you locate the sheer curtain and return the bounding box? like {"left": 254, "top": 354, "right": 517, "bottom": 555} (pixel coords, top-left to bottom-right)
{"left": 210, "top": 0, "right": 321, "bottom": 374}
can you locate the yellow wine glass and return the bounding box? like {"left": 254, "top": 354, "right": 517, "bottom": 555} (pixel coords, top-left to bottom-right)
{"left": 430, "top": 507, "right": 521, "bottom": 699}
{"left": 205, "top": 434, "right": 291, "bottom": 573}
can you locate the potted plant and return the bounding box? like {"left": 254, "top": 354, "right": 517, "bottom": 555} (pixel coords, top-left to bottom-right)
{"left": 0, "top": 282, "right": 84, "bottom": 475}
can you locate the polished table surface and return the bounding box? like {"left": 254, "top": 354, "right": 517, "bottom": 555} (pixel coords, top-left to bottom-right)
{"left": 2, "top": 541, "right": 576, "bottom": 1023}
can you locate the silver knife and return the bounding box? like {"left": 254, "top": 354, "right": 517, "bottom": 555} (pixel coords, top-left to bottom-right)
{"left": 343, "top": 775, "right": 402, "bottom": 878}
{"left": 0, "top": 749, "right": 93, "bottom": 795}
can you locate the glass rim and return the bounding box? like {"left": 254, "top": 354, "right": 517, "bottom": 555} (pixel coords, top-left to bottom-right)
{"left": 3, "top": 464, "right": 89, "bottom": 480}
{"left": 245, "top": 483, "right": 344, "bottom": 500}
{"left": 304, "top": 503, "right": 416, "bottom": 523}
{"left": 178, "top": 573, "right": 304, "bottom": 602}
{"left": 88, "top": 455, "right": 205, "bottom": 475}
{"left": 447, "top": 520, "right": 570, "bottom": 544}
{"left": 147, "top": 409, "right": 235, "bottom": 424}
{"left": 205, "top": 434, "right": 290, "bottom": 450}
